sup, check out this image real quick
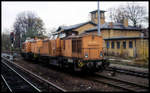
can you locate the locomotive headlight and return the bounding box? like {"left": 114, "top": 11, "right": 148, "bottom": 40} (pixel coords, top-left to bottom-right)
{"left": 100, "top": 52, "right": 103, "bottom": 57}
{"left": 85, "top": 53, "right": 88, "bottom": 58}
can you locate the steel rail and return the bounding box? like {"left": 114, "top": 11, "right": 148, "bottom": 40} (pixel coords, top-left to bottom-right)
{"left": 87, "top": 77, "right": 133, "bottom": 92}
{"left": 87, "top": 73, "right": 149, "bottom": 92}
{"left": 1, "top": 75, "right": 12, "bottom": 92}
{"left": 2, "top": 56, "right": 68, "bottom": 92}
{"left": 2, "top": 61, "right": 42, "bottom": 92}
{"left": 107, "top": 66, "right": 149, "bottom": 78}
{"left": 95, "top": 73, "right": 149, "bottom": 89}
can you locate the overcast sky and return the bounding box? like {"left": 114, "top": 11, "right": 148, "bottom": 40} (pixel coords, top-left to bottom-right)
{"left": 2, "top": 1, "right": 148, "bottom": 34}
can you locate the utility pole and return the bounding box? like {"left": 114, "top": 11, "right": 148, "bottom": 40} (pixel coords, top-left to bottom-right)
{"left": 97, "top": 0, "right": 101, "bottom": 36}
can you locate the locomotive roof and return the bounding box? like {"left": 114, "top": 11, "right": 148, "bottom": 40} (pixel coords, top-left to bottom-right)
{"left": 25, "top": 39, "right": 36, "bottom": 42}
{"left": 43, "top": 39, "right": 49, "bottom": 42}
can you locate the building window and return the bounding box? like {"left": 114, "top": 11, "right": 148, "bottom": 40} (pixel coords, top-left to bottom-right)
{"left": 96, "top": 12, "right": 97, "bottom": 18}
{"left": 92, "top": 13, "right": 96, "bottom": 19}
{"left": 129, "top": 41, "right": 133, "bottom": 48}
{"left": 101, "top": 13, "right": 104, "bottom": 18}
{"left": 111, "top": 41, "right": 114, "bottom": 49}
{"left": 95, "top": 13, "right": 97, "bottom": 18}
{"left": 106, "top": 41, "right": 109, "bottom": 48}
{"left": 123, "top": 41, "right": 126, "bottom": 49}
{"left": 117, "top": 42, "right": 120, "bottom": 49}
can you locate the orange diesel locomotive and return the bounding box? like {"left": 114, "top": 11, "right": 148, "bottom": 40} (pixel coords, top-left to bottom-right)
{"left": 21, "top": 34, "right": 109, "bottom": 72}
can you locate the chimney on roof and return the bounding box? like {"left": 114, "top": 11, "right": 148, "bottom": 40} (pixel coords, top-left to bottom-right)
{"left": 123, "top": 18, "right": 128, "bottom": 27}
{"left": 109, "top": 22, "right": 113, "bottom": 28}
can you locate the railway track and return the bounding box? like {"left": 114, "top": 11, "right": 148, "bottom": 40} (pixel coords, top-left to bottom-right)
{"left": 1, "top": 56, "right": 68, "bottom": 92}
{"left": 1, "top": 53, "right": 149, "bottom": 92}
{"left": 86, "top": 73, "right": 149, "bottom": 92}
{"left": 106, "top": 66, "right": 149, "bottom": 78}
{"left": 1, "top": 61, "right": 41, "bottom": 92}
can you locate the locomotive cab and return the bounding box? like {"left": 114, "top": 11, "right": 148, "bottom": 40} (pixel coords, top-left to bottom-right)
{"left": 63, "top": 34, "right": 109, "bottom": 72}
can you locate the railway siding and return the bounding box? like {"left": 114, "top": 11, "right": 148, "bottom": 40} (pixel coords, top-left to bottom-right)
{"left": 87, "top": 74, "right": 149, "bottom": 92}
{"left": 1, "top": 61, "right": 41, "bottom": 92}
{"left": 1, "top": 56, "right": 68, "bottom": 92}
{"left": 1, "top": 53, "right": 149, "bottom": 92}
{"left": 108, "top": 64, "right": 149, "bottom": 78}
{"left": 109, "top": 64, "right": 148, "bottom": 73}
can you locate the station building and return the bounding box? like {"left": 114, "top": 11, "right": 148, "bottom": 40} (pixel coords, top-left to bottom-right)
{"left": 54, "top": 10, "right": 149, "bottom": 59}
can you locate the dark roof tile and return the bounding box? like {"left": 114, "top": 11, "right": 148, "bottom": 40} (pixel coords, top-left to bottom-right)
{"left": 90, "top": 10, "right": 106, "bottom": 14}
{"left": 104, "top": 36, "right": 142, "bottom": 40}
{"left": 56, "top": 21, "right": 97, "bottom": 32}
{"left": 85, "top": 22, "right": 142, "bottom": 32}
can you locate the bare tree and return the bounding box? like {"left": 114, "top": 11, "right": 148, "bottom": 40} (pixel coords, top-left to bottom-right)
{"left": 108, "top": 3, "right": 147, "bottom": 27}
{"left": 124, "top": 3, "right": 146, "bottom": 27}
{"left": 142, "top": 16, "right": 149, "bottom": 28}
{"left": 108, "top": 7, "right": 127, "bottom": 23}
{"left": 13, "top": 11, "right": 46, "bottom": 48}
{"left": 1, "top": 29, "right": 11, "bottom": 51}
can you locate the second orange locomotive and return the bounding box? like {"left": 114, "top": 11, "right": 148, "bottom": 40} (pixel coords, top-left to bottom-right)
{"left": 21, "top": 34, "right": 109, "bottom": 72}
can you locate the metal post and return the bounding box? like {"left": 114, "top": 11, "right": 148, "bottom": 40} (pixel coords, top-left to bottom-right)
{"left": 97, "top": 1, "right": 101, "bottom": 36}
{"left": 20, "top": 31, "right": 21, "bottom": 50}
{"left": 11, "top": 43, "right": 14, "bottom": 61}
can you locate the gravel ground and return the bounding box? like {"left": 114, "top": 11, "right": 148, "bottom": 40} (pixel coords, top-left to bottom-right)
{"left": 13, "top": 57, "right": 124, "bottom": 92}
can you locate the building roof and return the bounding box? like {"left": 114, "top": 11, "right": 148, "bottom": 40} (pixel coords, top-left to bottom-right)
{"left": 85, "top": 22, "right": 143, "bottom": 32}
{"left": 104, "top": 36, "right": 148, "bottom": 40}
{"left": 90, "top": 10, "right": 106, "bottom": 14}
{"left": 56, "top": 21, "right": 97, "bottom": 32}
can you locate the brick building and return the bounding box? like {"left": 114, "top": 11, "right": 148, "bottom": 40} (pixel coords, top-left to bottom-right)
{"left": 54, "top": 10, "right": 149, "bottom": 59}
